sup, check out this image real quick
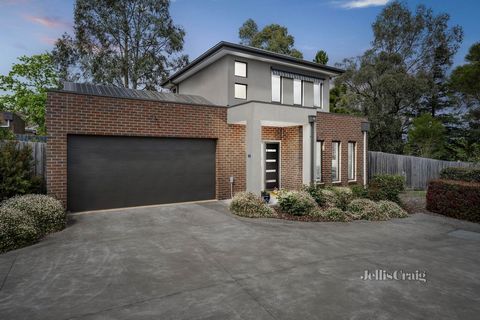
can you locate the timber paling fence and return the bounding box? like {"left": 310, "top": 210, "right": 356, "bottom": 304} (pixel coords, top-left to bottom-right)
{"left": 368, "top": 151, "right": 480, "bottom": 190}
{"left": 1, "top": 140, "right": 46, "bottom": 178}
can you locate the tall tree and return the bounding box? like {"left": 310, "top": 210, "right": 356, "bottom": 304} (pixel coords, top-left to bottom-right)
{"left": 52, "top": 0, "right": 188, "bottom": 90}
{"left": 334, "top": 1, "right": 462, "bottom": 154}
{"left": 405, "top": 113, "right": 446, "bottom": 158}
{"left": 0, "top": 54, "right": 59, "bottom": 134}
{"left": 314, "top": 50, "right": 329, "bottom": 65}
{"left": 238, "top": 19, "right": 303, "bottom": 59}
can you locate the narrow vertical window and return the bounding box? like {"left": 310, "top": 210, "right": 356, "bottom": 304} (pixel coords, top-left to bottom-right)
{"left": 315, "top": 141, "right": 323, "bottom": 182}
{"left": 348, "top": 142, "right": 356, "bottom": 181}
{"left": 320, "top": 82, "right": 324, "bottom": 108}
{"left": 293, "top": 79, "right": 302, "bottom": 105}
{"left": 272, "top": 74, "right": 281, "bottom": 102}
{"left": 234, "top": 83, "right": 247, "bottom": 99}
{"left": 314, "top": 83, "right": 321, "bottom": 108}
{"left": 235, "top": 61, "right": 247, "bottom": 77}
{"left": 332, "top": 142, "right": 340, "bottom": 182}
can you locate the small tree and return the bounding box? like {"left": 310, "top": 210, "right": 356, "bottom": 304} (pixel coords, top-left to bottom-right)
{"left": 405, "top": 114, "right": 446, "bottom": 159}
{"left": 314, "top": 50, "right": 329, "bottom": 65}
{"left": 0, "top": 141, "right": 43, "bottom": 200}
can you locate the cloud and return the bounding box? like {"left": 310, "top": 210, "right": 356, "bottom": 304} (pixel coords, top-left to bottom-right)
{"left": 39, "top": 35, "right": 57, "bottom": 45}
{"left": 24, "top": 15, "right": 68, "bottom": 28}
{"left": 335, "top": 0, "right": 390, "bottom": 9}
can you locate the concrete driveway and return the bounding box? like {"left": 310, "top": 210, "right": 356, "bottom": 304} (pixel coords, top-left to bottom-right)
{"left": 0, "top": 201, "right": 479, "bottom": 320}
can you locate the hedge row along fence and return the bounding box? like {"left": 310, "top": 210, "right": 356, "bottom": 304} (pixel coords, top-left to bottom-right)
{"left": 426, "top": 179, "right": 480, "bottom": 223}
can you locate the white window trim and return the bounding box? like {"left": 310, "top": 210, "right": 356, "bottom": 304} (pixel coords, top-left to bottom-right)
{"left": 234, "top": 61, "right": 247, "bottom": 78}
{"left": 271, "top": 74, "right": 281, "bottom": 103}
{"left": 234, "top": 83, "right": 247, "bottom": 100}
{"left": 348, "top": 142, "right": 357, "bottom": 182}
{"left": 320, "top": 82, "right": 324, "bottom": 109}
{"left": 315, "top": 141, "right": 323, "bottom": 182}
{"left": 294, "top": 79, "right": 302, "bottom": 106}
{"left": 332, "top": 141, "right": 341, "bottom": 183}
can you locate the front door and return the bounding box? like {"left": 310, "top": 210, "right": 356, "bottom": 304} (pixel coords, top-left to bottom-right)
{"left": 265, "top": 142, "right": 279, "bottom": 190}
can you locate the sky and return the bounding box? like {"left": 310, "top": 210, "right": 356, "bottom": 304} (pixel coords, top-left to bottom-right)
{"left": 0, "top": 0, "right": 479, "bottom": 76}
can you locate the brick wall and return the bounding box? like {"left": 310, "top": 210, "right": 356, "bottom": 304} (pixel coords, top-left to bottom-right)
{"left": 46, "top": 91, "right": 246, "bottom": 206}
{"left": 261, "top": 126, "right": 303, "bottom": 190}
{"left": 316, "top": 112, "right": 367, "bottom": 186}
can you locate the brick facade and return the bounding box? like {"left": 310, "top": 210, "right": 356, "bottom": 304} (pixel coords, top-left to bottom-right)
{"left": 47, "top": 91, "right": 367, "bottom": 209}
{"left": 316, "top": 112, "right": 368, "bottom": 186}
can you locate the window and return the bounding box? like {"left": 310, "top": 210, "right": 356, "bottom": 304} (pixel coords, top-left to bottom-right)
{"left": 235, "top": 61, "right": 247, "bottom": 77}
{"left": 293, "top": 79, "right": 302, "bottom": 105}
{"left": 272, "top": 74, "right": 281, "bottom": 102}
{"left": 348, "top": 142, "right": 356, "bottom": 181}
{"left": 314, "top": 83, "right": 321, "bottom": 107}
{"left": 332, "top": 142, "right": 340, "bottom": 182}
{"left": 315, "top": 141, "right": 323, "bottom": 182}
{"left": 234, "top": 83, "right": 247, "bottom": 99}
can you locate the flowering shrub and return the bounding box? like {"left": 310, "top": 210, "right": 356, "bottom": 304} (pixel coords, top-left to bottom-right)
{"left": 1, "top": 194, "right": 66, "bottom": 235}
{"left": 312, "top": 207, "right": 352, "bottom": 222}
{"left": 301, "top": 184, "right": 326, "bottom": 206}
{"left": 331, "top": 187, "right": 354, "bottom": 210}
{"left": 277, "top": 190, "right": 317, "bottom": 216}
{"left": 347, "top": 199, "right": 388, "bottom": 221}
{"left": 0, "top": 206, "right": 39, "bottom": 253}
{"left": 229, "top": 192, "right": 274, "bottom": 218}
{"left": 378, "top": 200, "right": 408, "bottom": 218}
{"left": 319, "top": 189, "right": 338, "bottom": 208}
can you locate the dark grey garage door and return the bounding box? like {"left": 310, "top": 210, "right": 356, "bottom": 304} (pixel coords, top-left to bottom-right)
{"left": 67, "top": 135, "right": 216, "bottom": 212}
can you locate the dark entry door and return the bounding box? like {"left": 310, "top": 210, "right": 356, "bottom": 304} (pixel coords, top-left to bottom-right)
{"left": 67, "top": 135, "right": 216, "bottom": 212}
{"left": 265, "top": 142, "right": 279, "bottom": 190}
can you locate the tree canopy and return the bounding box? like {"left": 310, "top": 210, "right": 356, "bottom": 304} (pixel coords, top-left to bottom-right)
{"left": 238, "top": 19, "right": 303, "bottom": 58}
{"left": 52, "top": 0, "right": 188, "bottom": 90}
{"left": 314, "top": 50, "right": 329, "bottom": 65}
{"left": 0, "top": 54, "right": 59, "bottom": 134}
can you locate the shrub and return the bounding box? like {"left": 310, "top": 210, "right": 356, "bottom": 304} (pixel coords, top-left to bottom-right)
{"left": 350, "top": 185, "right": 368, "bottom": 199}
{"left": 301, "top": 184, "right": 325, "bottom": 206}
{"left": 0, "top": 206, "right": 40, "bottom": 253}
{"left": 331, "top": 187, "right": 354, "bottom": 210}
{"left": 1, "top": 194, "right": 66, "bottom": 235}
{"left": 277, "top": 190, "right": 317, "bottom": 216}
{"left": 229, "top": 192, "right": 274, "bottom": 218}
{"left": 378, "top": 200, "right": 408, "bottom": 218}
{"left": 319, "top": 189, "right": 338, "bottom": 208}
{"left": 312, "top": 207, "right": 352, "bottom": 222}
{"left": 367, "top": 174, "right": 405, "bottom": 203}
{"left": 347, "top": 199, "right": 388, "bottom": 221}
{"left": 426, "top": 179, "right": 480, "bottom": 222}
{"left": 439, "top": 167, "right": 480, "bottom": 183}
{"left": 0, "top": 141, "right": 44, "bottom": 201}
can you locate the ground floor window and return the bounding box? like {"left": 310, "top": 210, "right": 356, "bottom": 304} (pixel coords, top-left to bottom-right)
{"left": 332, "top": 141, "right": 340, "bottom": 182}
{"left": 315, "top": 141, "right": 323, "bottom": 182}
{"left": 348, "top": 142, "right": 356, "bottom": 181}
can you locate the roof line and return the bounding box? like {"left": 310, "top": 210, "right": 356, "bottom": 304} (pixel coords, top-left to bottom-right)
{"left": 162, "top": 41, "right": 345, "bottom": 86}
{"left": 48, "top": 89, "right": 226, "bottom": 108}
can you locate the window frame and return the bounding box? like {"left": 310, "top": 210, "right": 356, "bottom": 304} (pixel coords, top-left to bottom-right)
{"left": 348, "top": 141, "right": 356, "bottom": 181}
{"left": 313, "top": 82, "right": 321, "bottom": 108}
{"left": 331, "top": 141, "right": 341, "bottom": 183}
{"left": 271, "top": 74, "right": 281, "bottom": 103}
{"left": 234, "top": 61, "right": 247, "bottom": 78}
{"left": 234, "top": 83, "right": 247, "bottom": 100}
{"left": 293, "top": 79, "right": 302, "bottom": 106}
{"left": 315, "top": 141, "right": 323, "bottom": 182}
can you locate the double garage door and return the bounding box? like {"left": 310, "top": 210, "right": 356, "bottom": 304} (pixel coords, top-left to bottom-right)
{"left": 67, "top": 135, "right": 216, "bottom": 212}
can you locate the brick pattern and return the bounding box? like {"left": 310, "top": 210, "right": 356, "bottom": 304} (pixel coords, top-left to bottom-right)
{"left": 46, "top": 92, "right": 246, "bottom": 206}
{"left": 316, "top": 112, "right": 367, "bottom": 186}
{"left": 261, "top": 126, "right": 303, "bottom": 190}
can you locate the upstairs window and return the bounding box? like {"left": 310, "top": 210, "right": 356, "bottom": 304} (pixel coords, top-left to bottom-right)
{"left": 293, "top": 79, "right": 302, "bottom": 105}
{"left": 272, "top": 74, "right": 281, "bottom": 102}
{"left": 234, "top": 83, "right": 247, "bottom": 99}
{"left": 235, "top": 61, "right": 247, "bottom": 77}
{"left": 314, "top": 82, "right": 323, "bottom": 108}
{"left": 315, "top": 141, "right": 323, "bottom": 182}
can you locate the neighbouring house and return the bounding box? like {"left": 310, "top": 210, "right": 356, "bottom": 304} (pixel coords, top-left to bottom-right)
{"left": 46, "top": 41, "right": 369, "bottom": 212}
{"left": 1, "top": 111, "right": 25, "bottom": 134}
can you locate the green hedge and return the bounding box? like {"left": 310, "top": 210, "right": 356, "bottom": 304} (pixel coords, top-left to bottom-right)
{"left": 367, "top": 174, "right": 405, "bottom": 203}
{"left": 229, "top": 192, "right": 274, "bottom": 218}
{"left": 426, "top": 179, "right": 480, "bottom": 222}
{"left": 0, "top": 206, "right": 40, "bottom": 253}
{"left": 439, "top": 167, "right": 480, "bottom": 183}
{"left": 277, "top": 190, "right": 317, "bottom": 216}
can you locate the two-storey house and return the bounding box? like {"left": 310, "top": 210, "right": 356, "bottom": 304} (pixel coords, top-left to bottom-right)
{"left": 46, "top": 41, "right": 369, "bottom": 212}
